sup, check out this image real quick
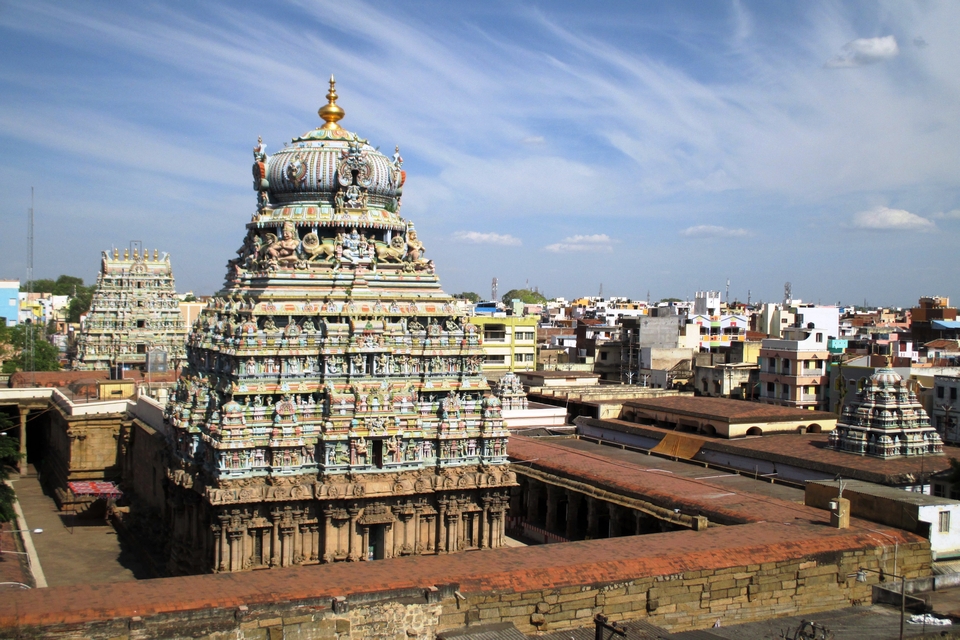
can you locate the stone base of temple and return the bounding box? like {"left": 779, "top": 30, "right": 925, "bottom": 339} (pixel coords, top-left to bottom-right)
{"left": 165, "top": 465, "right": 515, "bottom": 575}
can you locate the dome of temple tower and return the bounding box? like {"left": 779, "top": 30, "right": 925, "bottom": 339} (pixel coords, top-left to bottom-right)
{"left": 254, "top": 76, "right": 405, "bottom": 224}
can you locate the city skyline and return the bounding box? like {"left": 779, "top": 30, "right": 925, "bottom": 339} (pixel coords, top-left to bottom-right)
{"left": 0, "top": 1, "right": 958, "bottom": 306}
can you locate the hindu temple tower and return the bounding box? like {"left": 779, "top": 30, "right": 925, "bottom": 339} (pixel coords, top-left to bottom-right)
{"left": 164, "top": 78, "right": 515, "bottom": 574}
{"left": 72, "top": 248, "right": 186, "bottom": 372}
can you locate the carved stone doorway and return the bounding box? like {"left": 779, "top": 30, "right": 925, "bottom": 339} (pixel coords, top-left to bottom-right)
{"left": 367, "top": 524, "right": 385, "bottom": 560}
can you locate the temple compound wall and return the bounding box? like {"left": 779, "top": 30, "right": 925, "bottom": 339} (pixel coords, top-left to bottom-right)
{"left": 0, "top": 521, "right": 931, "bottom": 639}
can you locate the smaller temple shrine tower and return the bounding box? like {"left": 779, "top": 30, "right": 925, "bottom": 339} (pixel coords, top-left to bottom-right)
{"left": 71, "top": 248, "right": 187, "bottom": 372}
{"left": 828, "top": 368, "right": 944, "bottom": 458}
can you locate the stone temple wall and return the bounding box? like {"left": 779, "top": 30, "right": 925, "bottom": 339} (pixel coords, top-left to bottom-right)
{"left": 0, "top": 520, "right": 931, "bottom": 639}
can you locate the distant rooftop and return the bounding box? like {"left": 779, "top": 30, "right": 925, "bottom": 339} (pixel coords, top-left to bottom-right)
{"left": 623, "top": 396, "right": 837, "bottom": 424}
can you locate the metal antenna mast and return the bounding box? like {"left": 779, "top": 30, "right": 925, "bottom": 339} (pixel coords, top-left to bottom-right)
{"left": 726, "top": 278, "right": 730, "bottom": 304}
{"left": 491, "top": 277, "right": 498, "bottom": 302}
{"left": 25, "top": 187, "right": 35, "bottom": 378}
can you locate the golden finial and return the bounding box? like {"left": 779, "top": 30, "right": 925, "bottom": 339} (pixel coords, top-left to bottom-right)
{"left": 318, "top": 75, "right": 345, "bottom": 130}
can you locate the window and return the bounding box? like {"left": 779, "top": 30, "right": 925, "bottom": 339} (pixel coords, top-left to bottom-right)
{"left": 767, "top": 382, "right": 775, "bottom": 392}
{"left": 952, "top": 388, "right": 957, "bottom": 401}
{"left": 485, "top": 355, "right": 506, "bottom": 363}
{"left": 938, "top": 386, "right": 945, "bottom": 399}
{"left": 934, "top": 484, "right": 946, "bottom": 498}
{"left": 7, "top": 298, "right": 14, "bottom": 306}
{"left": 816, "top": 333, "right": 823, "bottom": 342}
{"left": 600, "top": 352, "right": 608, "bottom": 361}
{"left": 940, "top": 511, "right": 951, "bottom": 533}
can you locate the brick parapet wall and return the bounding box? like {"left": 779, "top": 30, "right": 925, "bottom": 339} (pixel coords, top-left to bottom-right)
{"left": 0, "top": 521, "right": 930, "bottom": 639}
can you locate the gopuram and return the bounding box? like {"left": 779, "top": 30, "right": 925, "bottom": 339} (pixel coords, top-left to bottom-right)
{"left": 72, "top": 248, "right": 187, "bottom": 372}
{"left": 828, "top": 368, "right": 944, "bottom": 458}
{"left": 164, "top": 78, "right": 515, "bottom": 574}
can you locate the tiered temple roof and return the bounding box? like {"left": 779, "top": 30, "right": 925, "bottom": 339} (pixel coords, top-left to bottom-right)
{"left": 72, "top": 248, "right": 186, "bottom": 372}
{"left": 828, "top": 368, "right": 944, "bottom": 458}
{"left": 162, "top": 78, "right": 514, "bottom": 573}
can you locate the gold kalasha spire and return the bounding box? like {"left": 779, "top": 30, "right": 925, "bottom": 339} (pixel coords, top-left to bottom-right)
{"left": 318, "top": 75, "right": 345, "bottom": 130}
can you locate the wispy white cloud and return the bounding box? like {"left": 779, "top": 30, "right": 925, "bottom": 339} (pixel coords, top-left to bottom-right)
{"left": 825, "top": 35, "right": 899, "bottom": 68}
{"left": 850, "top": 206, "right": 934, "bottom": 231}
{"left": 680, "top": 225, "right": 752, "bottom": 238}
{"left": 931, "top": 209, "right": 960, "bottom": 220}
{"left": 544, "top": 234, "right": 615, "bottom": 253}
{"left": 453, "top": 231, "right": 521, "bottom": 246}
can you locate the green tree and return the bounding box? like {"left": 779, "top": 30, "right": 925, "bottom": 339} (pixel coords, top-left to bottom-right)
{"left": 501, "top": 288, "right": 547, "bottom": 305}
{"left": 453, "top": 292, "right": 481, "bottom": 303}
{"left": 0, "top": 324, "right": 61, "bottom": 373}
{"left": 26, "top": 274, "right": 86, "bottom": 296}
{"left": 67, "top": 286, "right": 95, "bottom": 323}
{"left": 0, "top": 412, "right": 22, "bottom": 522}
{"left": 659, "top": 297, "right": 682, "bottom": 303}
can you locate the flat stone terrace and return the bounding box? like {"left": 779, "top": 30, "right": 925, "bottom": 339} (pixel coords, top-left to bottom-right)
{"left": 622, "top": 396, "right": 837, "bottom": 424}
{"left": 0, "top": 436, "right": 928, "bottom": 632}
{"left": 582, "top": 417, "right": 956, "bottom": 485}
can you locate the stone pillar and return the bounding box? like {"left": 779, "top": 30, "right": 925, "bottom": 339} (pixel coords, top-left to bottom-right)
{"left": 211, "top": 524, "right": 221, "bottom": 573}
{"left": 413, "top": 506, "right": 422, "bottom": 554}
{"left": 18, "top": 409, "right": 28, "bottom": 476}
{"left": 360, "top": 526, "right": 370, "bottom": 561}
{"left": 446, "top": 512, "right": 459, "bottom": 553}
{"left": 218, "top": 515, "right": 230, "bottom": 572}
{"left": 525, "top": 480, "right": 540, "bottom": 524}
{"left": 384, "top": 522, "right": 394, "bottom": 559}
{"left": 309, "top": 524, "right": 320, "bottom": 562}
{"left": 586, "top": 498, "right": 600, "bottom": 539}
{"left": 280, "top": 524, "right": 293, "bottom": 567}
{"left": 481, "top": 496, "right": 491, "bottom": 549}
{"left": 347, "top": 507, "right": 360, "bottom": 561}
{"left": 565, "top": 491, "right": 581, "bottom": 540}
{"left": 299, "top": 523, "right": 310, "bottom": 563}
{"left": 229, "top": 530, "right": 242, "bottom": 571}
{"left": 437, "top": 499, "right": 448, "bottom": 554}
{"left": 270, "top": 509, "right": 281, "bottom": 567}
{"left": 608, "top": 504, "right": 621, "bottom": 537}
{"left": 322, "top": 508, "right": 334, "bottom": 563}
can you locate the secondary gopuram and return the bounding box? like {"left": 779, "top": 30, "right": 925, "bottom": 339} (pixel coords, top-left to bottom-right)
{"left": 71, "top": 247, "right": 187, "bottom": 372}
{"left": 163, "top": 77, "right": 515, "bottom": 575}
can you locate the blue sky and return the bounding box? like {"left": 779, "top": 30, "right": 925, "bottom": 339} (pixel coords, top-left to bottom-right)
{"left": 0, "top": 1, "right": 958, "bottom": 307}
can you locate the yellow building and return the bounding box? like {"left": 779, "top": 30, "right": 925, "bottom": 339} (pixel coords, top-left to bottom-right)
{"left": 471, "top": 315, "right": 538, "bottom": 377}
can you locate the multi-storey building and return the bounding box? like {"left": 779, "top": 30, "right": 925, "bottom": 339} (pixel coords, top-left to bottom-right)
{"left": 470, "top": 314, "right": 538, "bottom": 377}
{"left": 164, "top": 80, "right": 515, "bottom": 574}
{"left": 931, "top": 374, "right": 960, "bottom": 445}
{"left": 688, "top": 313, "right": 748, "bottom": 351}
{"left": 759, "top": 327, "right": 831, "bottom": 410}
{"left": 0, "top": 280, "right": 18, "bottom": 327}
{"left": 71, "top": 249, "right": 187, "bottom": 372}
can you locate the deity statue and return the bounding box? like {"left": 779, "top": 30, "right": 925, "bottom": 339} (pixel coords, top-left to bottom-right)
{"left": 405, "top": 229, "right": 424, "bottom": 262}
{"left": 264, "top": 221, "right": 300, "bottom": 265}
